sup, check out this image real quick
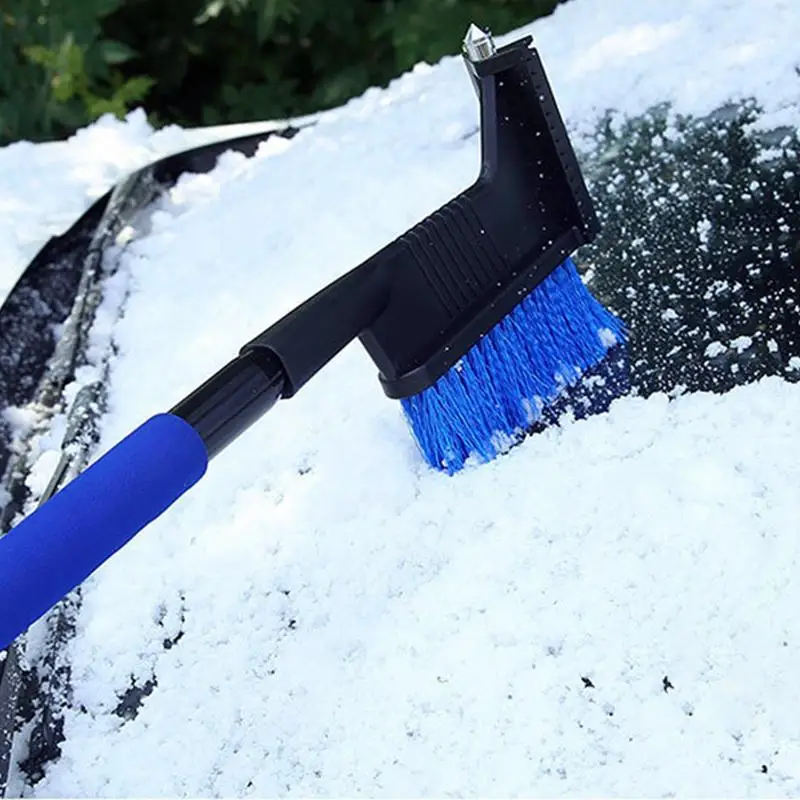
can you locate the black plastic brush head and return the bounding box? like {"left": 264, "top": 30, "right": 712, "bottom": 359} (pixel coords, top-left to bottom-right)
{"left": 240, "top": 28, "right": 600, "bottom": 401}
{"left": 174, "top": 26, "right": 607, "bottom": 461}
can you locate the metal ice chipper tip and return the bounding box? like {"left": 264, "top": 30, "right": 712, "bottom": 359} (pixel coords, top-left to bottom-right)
{"left": 462, "top": 23, "right": 496, "bottom": 62}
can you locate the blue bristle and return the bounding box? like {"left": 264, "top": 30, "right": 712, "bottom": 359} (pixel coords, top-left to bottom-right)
{"left": 401, "top": 258, "right": 629, "bottom": 473}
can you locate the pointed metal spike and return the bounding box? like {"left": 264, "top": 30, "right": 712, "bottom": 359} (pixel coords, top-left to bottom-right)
{"left": 462, "top": 23, "right": 496, "bottom": 62}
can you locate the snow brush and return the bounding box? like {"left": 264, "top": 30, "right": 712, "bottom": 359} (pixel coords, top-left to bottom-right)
{"left": 0, "top": 25, "right": 628, "bottom": 650}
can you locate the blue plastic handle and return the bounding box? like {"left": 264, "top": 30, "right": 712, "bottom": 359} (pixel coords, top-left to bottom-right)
{"left": 0, "top": 413, "right": 208, "bottom": 650}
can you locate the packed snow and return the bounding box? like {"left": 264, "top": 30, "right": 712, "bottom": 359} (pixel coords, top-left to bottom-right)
{"left": 0, "top": 115, "right": 293, "bottom": 307}
{"left": 2, "top": 0, "right": 800, "bottom": 795}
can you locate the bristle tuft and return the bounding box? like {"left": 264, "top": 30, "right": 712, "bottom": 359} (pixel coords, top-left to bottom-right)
{"left": 401, "top": 258, "right": 629, "bottom": 473}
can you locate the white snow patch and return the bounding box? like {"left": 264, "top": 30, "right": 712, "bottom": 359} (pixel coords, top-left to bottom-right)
{"left": 598, "top": 327, "right": 619, "bottom": 347}
{"left": 705, "top": 341, "right": 727, "bottom": 358}
{"left": 522, "top": 0, "right": 800, "bottom": 146}
{"left": 0, "top": 112, "right": 297, "bottom": 307}
{"left": 731, "top": 336, "right": 754, "bottom": 354}
{"left": 28, "top": 378, "right": 800, "bottom": 798}
{"left": 696, "top": 217, "right": 712, "bottom": 249}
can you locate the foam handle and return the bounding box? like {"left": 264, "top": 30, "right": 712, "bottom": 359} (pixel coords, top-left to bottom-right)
{"left": 0, "top": 413, "right": 208, "bottom": 650}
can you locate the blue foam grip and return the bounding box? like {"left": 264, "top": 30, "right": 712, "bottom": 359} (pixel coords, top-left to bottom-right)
{"left": 0, "top": 413, "right": 208, "bottom": 650}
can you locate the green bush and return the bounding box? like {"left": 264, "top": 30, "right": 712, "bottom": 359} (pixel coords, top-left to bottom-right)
{"left": 0, "top": 0, "right": 562, "bottom": 145}
{"left": 0, "top": 0, "right": 154, "bottom": 142}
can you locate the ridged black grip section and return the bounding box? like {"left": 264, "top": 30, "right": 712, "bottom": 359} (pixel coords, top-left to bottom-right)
{"left": 403, "top": 198, "right": 505, "bottom": 319}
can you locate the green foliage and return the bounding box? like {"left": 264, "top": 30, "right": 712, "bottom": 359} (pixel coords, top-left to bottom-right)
{"left": 0, "top": 0, "right": 562, "bottom": 144}
{"left": 0, "top": 0, "right": 155, "bottom": 141}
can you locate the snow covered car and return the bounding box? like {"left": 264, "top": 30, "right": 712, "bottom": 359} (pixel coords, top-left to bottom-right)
{"left": 1, "top": 0, "right": 799, "bottom": 795}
